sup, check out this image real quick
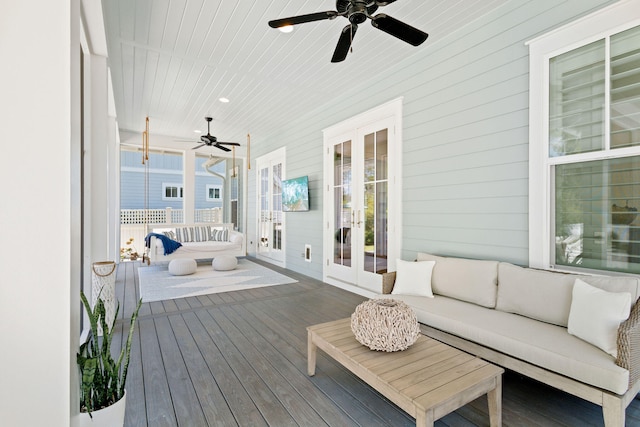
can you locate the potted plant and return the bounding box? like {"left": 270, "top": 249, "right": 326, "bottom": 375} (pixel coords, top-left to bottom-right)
{"left": 77, "top": 290, "right": 142, "bottom": 426}
{"left": 120, "top": 237, "right": 139, "bottom": 261}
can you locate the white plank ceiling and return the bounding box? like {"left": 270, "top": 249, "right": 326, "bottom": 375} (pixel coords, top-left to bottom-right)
{"left": 102, "top": 0, "right": 509, "bottom": 148}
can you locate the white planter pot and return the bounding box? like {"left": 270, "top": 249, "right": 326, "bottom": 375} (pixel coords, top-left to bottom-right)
{"left": 78, "top": 390, "right": 126, "bottom": 427}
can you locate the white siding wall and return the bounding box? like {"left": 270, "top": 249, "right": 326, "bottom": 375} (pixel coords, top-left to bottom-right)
{"left": 250, "top": 0, "right": 617, "bottom": 279}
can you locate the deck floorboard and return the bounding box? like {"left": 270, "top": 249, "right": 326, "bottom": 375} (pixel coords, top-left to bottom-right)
{"left": 113, "top": 258, "right": 640, "bottom": 426}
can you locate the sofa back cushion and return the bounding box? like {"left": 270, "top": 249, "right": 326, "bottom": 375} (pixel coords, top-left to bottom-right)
{"left": 496, "top": 263, "right": 575, "bottom": 326}
{"left": 416, "top": 252, "right": 499, "bottom": 308}
{"left": 496, "top": 262, "right": 640, "bottom": 327}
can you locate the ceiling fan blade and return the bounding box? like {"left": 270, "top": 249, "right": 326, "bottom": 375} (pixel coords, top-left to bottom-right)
{"left": 217, "top": 142, "right": 241, "bottom": 146}
{"left": 371, "top": 14, "right": 428, "bottom": 46}
{"left": 192, "top": 143, "right": 206, "bottom": 150}
{"left": 331, "top": 24, "right": 357, "bottom": 63}
{"left": 269, "top": 11, "right": 338, "bottom": 28}
{"left": 214, "top": 144, "right": 232, "bottom": 152}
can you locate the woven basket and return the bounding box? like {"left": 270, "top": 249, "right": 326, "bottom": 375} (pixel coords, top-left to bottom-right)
{"left": 350, "top": 298, "right": 420, "bottom": 352}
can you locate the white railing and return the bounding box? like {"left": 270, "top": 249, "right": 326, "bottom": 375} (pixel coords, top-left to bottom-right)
{"left": 120, "top": 208, "right": 221, "bottom": 225}
{"left": 120, "top": 208, "right": 222, "bottom": 258}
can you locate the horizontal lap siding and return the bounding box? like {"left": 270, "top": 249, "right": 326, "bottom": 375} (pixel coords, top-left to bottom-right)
{"left": 252, "top": 0, "right": 616, "bottom": 277}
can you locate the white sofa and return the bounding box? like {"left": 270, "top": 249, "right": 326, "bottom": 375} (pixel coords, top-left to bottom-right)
{"left": 381, "top": 253, "right": 640, "bottom": 427}
{"left": 145, "top": 223, "right": 245, "bottom": 263}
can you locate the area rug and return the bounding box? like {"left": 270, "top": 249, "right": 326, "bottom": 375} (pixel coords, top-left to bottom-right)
{"left": 138, "top": 258, "right": 297, "bottom": 302}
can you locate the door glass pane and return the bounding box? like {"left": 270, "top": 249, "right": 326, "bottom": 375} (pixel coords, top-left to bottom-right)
{"left": 549, "top": 40, "right": 605, "bottom": 157}
{"left": 610, "top": 25, "right": 640, "bottom": 149}
{"left": 259, "top": 167, "right": 269, "bottom": 248}
{"left": 364, "top": 133, "right": 375, "bottom": 182}
{"left": 363, "top": 131, "right": 388, "bottom": 274}
{"left": 334, "top": 141, "right": 352, "bottom": 267}
{"left": 555, "top": 155, "right": 640, "bottom": 273}
{"left": 376, "top": 129, "right": 388, "bottom": 180}
{"left": 272, "top": 163, "right": 282, "bottom": 251}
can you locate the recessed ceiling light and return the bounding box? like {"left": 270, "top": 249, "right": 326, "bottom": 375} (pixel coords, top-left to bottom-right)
{"left": 194, "top": 130, "right": 201, "bottom": 133}
{"left": 219, "top": 97, "right": 230, "bottom": 103}
{"left": 279, "top": 25, "right": 294, "bottom": 33}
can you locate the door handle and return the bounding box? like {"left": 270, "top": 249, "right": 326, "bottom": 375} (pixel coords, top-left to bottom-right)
{"left": 357, "top": 210, "right": 363, "bottom": 227}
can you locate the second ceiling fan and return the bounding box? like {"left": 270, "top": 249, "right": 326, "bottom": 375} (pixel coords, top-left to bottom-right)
{"left": 192, "top": 117, "right": 240, "bottom": 152}
{"left": 268, "top": 0, "right": 428, "bottom": 63}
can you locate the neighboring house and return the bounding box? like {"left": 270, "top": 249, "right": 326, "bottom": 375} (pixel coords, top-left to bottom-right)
{"left": 120, "top": 150, "right": 226, "bottom": 211}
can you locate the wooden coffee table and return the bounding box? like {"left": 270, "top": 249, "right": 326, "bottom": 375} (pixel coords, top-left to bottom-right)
{"left": 308, "top": 318, "right": 504, "bottom": 427}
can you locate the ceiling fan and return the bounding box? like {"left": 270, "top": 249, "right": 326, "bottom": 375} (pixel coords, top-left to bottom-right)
{"left": 191, "top": 117, "right": 240, "bottom": 152}
{"left": 268, "top": 0, "right": 428, "bottom": 63}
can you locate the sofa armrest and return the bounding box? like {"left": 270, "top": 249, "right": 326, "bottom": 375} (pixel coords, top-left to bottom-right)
{"left": 616, "top": 298, "right": 640, "bottom": 387}
{"left": 229, "top": 230, "right": 243, "bottom": 245}
{"left": 382, "top": 271, "right": 396, "bottom": 294}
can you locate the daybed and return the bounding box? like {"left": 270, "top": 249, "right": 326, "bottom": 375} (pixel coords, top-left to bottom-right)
{"left": 380, "top": 253, "right": 640, "bottom": 426}
{"left": 145, "top": 223, "right": 245, "bottom": 263}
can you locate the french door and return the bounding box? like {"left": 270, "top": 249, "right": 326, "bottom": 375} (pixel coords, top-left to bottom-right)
{"left": 325, "top": 116, "right": 397, "bottom": 293}
{"left": 256, "top": 149, "right": 285, "bottom": 265}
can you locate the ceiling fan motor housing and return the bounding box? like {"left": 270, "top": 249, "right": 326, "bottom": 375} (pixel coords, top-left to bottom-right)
{"left": 338, "top": 0, "right": 378, "bottom": 24}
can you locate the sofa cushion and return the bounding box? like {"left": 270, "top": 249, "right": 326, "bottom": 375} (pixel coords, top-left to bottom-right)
{"left": 568, "top": 278, "right": 632, "bottom": 357}
{"left": 391, "top": 259, "right": 435, "bottom": 298}
{"left": 497, "top": 262, "right": 640, "bottom": 327}
{"left": 416, "top": 252, "right": 498, "bottom": 308}
{"left": 496, "top": 263, "right": 575, "bottom": 326}
{"left": 380, "top": 293, "right": 630, "bottom": 394}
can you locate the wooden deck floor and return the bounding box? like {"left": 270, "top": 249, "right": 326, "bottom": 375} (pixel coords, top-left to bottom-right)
{"left": 112, "top": 258, "right": 640, "bottom": 427}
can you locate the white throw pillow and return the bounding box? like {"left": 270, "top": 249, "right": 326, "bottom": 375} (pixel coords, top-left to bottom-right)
{"left": 391, "top": 259, "right": 435, "bottom": 298}
{"left": 568, "top": 278, "right": 632, "bottom": 357}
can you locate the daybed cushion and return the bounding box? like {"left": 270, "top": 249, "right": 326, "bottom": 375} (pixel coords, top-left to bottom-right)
{"left": 496, "top": 262, "right": 640, "bottom": 327}
{"left": 380, "top": 293, "right": 630, "bottom": 394}
{"left": 416, "top": 252, "right": 498, "bottom": 308}
{"left": 391, "top": 259, "right": 435, "bottom": 298}
{"left": 568, "top": 278, "right": 632, "bottom": 357}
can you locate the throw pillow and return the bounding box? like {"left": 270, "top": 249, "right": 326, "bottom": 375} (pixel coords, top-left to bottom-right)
{"left": 162, "top": 231, "right": 176, "bottom": 241}
{"left": 175, "top": 227, "right": 193, "bottom": 243}
{"left": 391, "top": 259, "right": 435, "bottom": 298}
{"left": 210, "top": 228, "right": 229, "bottom": 242}
{"left": 192, "top": 226, "right": 211, "bottom": 242}
{"left": 568, "top": 278, "right": 632, "bottom": 357}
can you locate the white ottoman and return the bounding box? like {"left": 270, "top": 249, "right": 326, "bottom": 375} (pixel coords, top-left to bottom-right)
{"left": 212, "top": 255, "right": 238, "bottom": 271}
{"left": 168, "top": 258, "right": 197, "bottom": 276}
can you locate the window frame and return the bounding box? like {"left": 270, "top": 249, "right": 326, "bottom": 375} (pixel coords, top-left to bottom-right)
{"left": 162, "top": 183, "right": 183, "bottom": 201}
{"left": 528, "top": 0, "right": 640, "bottom": 271}
{"left": 206, "top": 184, "right": 223, "bottom": 201}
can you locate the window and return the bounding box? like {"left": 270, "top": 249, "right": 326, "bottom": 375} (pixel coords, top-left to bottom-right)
{"left": 528, "top": 1, "right": 640, "bottom": 274}
{"left": 206, "top": 184, "right": 222, "bottom": 201}
{"left": 163, "top": 183, "right": 183, "bottom": 200}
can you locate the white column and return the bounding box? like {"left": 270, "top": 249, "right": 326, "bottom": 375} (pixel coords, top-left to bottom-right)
{"left": 0, "top": 1, "right": 78, "bottom": 425}
{"left": 107, "top": 72, "right": 119, "bottom": 262}
{"left": 90, "top": 54, "right": 111, "bottom": 261}
{"left": 184, "top": 149, "right": 196, "bottom": 223}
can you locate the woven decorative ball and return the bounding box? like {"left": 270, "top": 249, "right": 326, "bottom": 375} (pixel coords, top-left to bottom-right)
{"left": 350, "top": 298, "right": 420, "bottom": 352}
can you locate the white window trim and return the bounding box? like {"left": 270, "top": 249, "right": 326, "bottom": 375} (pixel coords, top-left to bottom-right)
{"left": 206, "top": 184, "right": 223, "bottom": 201}
{"left": 527, "top": 0, "right": 640, "bottom": 269}
{"left": 162, "top": 183, "right": 183, "bottom": 201}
